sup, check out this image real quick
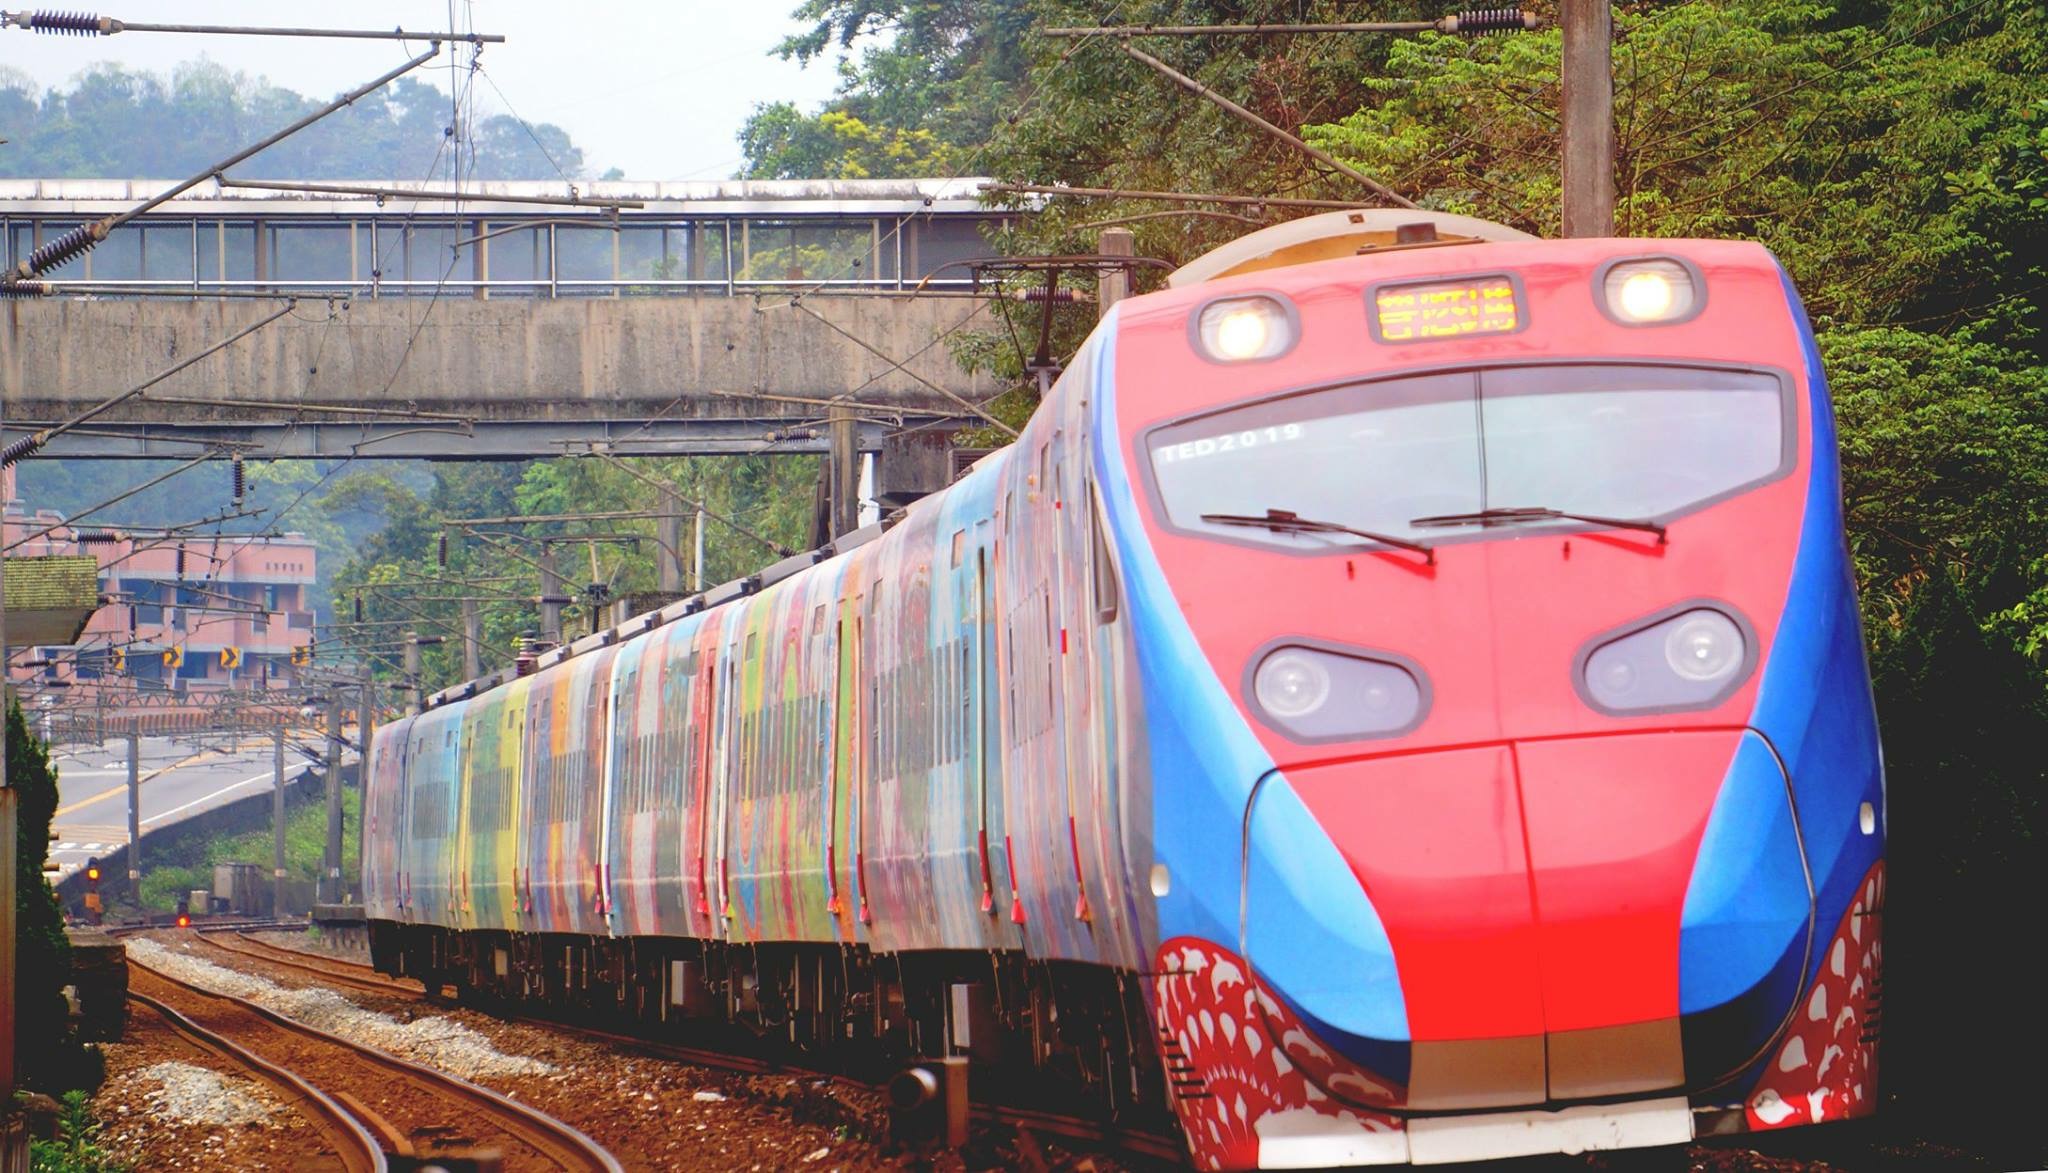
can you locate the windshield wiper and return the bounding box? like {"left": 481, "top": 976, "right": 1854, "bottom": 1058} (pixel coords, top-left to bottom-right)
{"left": 1201, "top": 509, "right": 1435, "bottom": 564}
{"left": 1408, "top": 506, "right": 1666, "bottom": 543}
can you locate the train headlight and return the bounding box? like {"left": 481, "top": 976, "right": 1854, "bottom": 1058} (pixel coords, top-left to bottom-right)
{"left": 1598, "top": 258, "right": 1702, "bottom": 325}
{"left": 1249, "top": 643, "right": 1427, "bottom": 741}
{"left": 1579, "top": 605, "right": 1753, "bottom": 714}
{"left": 1193, "top": 295, "right": 1297, "bottom": 362}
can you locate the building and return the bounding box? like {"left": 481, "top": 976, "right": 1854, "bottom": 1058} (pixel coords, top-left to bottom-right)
{"left": 3, "top": 467, "right": 315, "bottom": 695}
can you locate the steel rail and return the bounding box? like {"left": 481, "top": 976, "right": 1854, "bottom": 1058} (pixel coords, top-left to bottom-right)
{"left": 223, "top": 930, "right": 1186, "bottom": 1167}
{"left": 130, "top": 951, "right": 624, "bottom": 1173}
{"left": 127, "top": 989, "right": 388, "bottom": 1173}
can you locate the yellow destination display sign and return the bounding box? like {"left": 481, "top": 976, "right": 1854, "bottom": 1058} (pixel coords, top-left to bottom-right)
{"left": 1374, "top": 276, "right": 1521, "bottom": 342}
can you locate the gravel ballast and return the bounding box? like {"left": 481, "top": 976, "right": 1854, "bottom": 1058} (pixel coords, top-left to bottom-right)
{"left": 128, "top": 937, "right": 552, "bottom": 1080}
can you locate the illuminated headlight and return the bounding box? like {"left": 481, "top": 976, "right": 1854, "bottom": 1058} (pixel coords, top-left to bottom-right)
{"left": 1194, "top": 295, "right": 1296, "bottom": 362}
{"left": 1600, "top": 259, "right": 1700, "bottom": 325}
{"left": 1580, "top": 606, "right": 1752, "bottom": 714}
{"left": 1249, "top": 643, "right": 1426, "bottom": 741}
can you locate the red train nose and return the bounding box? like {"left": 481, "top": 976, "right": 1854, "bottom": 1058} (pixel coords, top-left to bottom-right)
{"left": 1278, "top": 729, "right": 1741, "bottom": 1104}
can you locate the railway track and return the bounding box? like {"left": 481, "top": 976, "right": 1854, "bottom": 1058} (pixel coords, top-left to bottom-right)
{"left": 127, "top": 951, "right": 624, "bottom": 1173}
{"left": 127, "top": 988, "right": 388, "bottom": 1173}
{"left": 207, "top": 929, "right": 1187, "bottom": 1166}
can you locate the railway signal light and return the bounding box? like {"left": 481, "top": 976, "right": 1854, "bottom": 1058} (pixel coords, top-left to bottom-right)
{"left": 176, "top": 913, "right": 191, "bottom": 928}
{"left": 86, "top": 858, "right": 101, "bottom": 884}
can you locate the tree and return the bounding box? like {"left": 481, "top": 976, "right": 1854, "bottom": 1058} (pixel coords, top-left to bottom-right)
{"left": 0, "top": 60, "right": 586, "bottom": 181}
{"left": 9, "top": 700, "right": 96, "bottom": 1093}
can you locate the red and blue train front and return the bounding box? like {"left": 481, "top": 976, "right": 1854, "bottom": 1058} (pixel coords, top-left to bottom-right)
{"left": 1092, "top": 238, "right": 1886, "bottom": 1167}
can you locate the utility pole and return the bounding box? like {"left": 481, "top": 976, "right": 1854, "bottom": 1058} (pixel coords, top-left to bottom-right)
{"left": 828, "top": 405, "right": 860, "bottom": 539}
{"left": 693, "top": 508, "right": 706, "bottom": 592}
{"left": 538, "top": 542, "right": 563, "bottom": 645}
{"left": 460, "top": 596, "right": 482, "bottom": 678}
{"left": 1098, "top": 228, "right": 1135, "bottom": 317}
{"left": 1560, "top": 0, "right": 1616, "bottom": 236}
{"left": 321, "top": 696, "right": 342, "bottom": 904}
{"left": 272, "top": 727, "right": 287, "bottom": 917}
{"left": 126, "top": 729, "right": 141, "bottom": 898}
{"left": 658, "top": 487, "right": 686, "bottom": 594}
{"left": 401, "top": 629, "right": 420, "bottom": 713}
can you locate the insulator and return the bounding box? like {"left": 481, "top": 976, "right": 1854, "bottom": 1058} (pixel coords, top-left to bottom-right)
{"left": 1444, "top": 7, "right": 1534, "bottom": 33}
{"left": 354, "top": 594, "right": 365, "bottom": 623}
{"left": 230, "top": 453, "right": 246, "bottom": 507}
{"left": 0, "top": 280, "right": 52, "bottom": 299}
{"left": 175, "top": 543, "right": 187, "bottom": 578}
{"left": 24, "top": 223, "right": 101, "bottom": 275}
{"left": 1019, "top": 287, "right": 1080, "bottom": 303}
{"left": 0, "top": 432, "right": 46, "bottom": 468}
{"left": 20, "top": 10, "right": 110, "bottom": 34}
{"left": 76, "top": 531, "right": 122, "bottom": 544}
{"left": 437, "top": 533, "right": 448, "bottom": 568}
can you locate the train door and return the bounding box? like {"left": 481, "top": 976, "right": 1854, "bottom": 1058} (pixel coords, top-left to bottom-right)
{"left": 1046, "top": 433, "right": 1090, "bottom": 928}
{"left": 827, "top": 601, "right": 851, "bottom": 928}
{"left": 974, "top": 535, "right": 999, "bottom": 918}
{"left": 712, "top": 632, "right": 740, "bottom": 932}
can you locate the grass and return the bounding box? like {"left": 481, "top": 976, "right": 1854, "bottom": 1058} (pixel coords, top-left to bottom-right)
{"left": 28, "top": 1090, "right": 130, "bottom": 1173}
{"left": 133, "top": 786, "right": 359, "bottom": 913}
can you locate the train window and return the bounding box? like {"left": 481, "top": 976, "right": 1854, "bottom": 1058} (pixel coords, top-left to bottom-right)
{"left": 1090, "top": 487, "right": 1120, "bottom": 624}
{"left": 951, "top": 529, "right": 966, "bottom": 568}
{"left": 1145, "top": 364, "right": 1791, "bottom": 547}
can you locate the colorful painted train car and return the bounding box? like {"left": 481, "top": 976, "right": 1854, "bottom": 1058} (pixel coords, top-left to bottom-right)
{"left": 364, "top": 210, "right": 1885, "bottom": 1168}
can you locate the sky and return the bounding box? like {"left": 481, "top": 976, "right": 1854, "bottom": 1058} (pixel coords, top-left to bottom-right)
{"left": 1, "top": 1, "right": 850, "bottom": 180}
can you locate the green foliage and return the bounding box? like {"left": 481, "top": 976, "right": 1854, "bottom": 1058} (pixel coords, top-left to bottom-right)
{"left": 28, "top": 1090, "right": 129, "bottom": 1173}
{"left": 132, "top": 784, "right": 359, "bottom": 914}
{"left": 9, "top": 702, "right": 104, "bottom": 1094}
{"left": 742, "top": 103, "right": 957, "bottom": 179}
{"left": 330, "top": 456, "right": 819, "bottom": 694}
{"left": 1303, "top": 0, "right": 2047, "bottom": 338}
{"left": 741, "top": 0, "right": 1036, "bottom": 179}
{"left": 0, "top": 62, "right": 583, "bottom": 181}
{"left": 9, "top": 701, "right": 77, "bottom": 1092}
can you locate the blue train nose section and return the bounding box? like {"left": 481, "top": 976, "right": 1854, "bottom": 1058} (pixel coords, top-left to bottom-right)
{"left": 1679, "top": 729, "right": 1813, "bottom": 1084}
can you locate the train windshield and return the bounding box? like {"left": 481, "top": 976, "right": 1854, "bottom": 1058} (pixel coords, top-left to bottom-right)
{"left": 1146, "top": 364, "right": 1790, "bottom": 548}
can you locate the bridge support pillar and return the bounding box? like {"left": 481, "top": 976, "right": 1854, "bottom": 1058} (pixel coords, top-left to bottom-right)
{"left": 829, "top": 404, "right": 860, "bottom": 539}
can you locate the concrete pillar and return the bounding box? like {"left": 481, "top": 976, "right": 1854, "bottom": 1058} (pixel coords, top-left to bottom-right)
{"left": 1097, "top": 227, "right": 1134, "bottom": 317}
{"left": 126, "top": 730, "right": 141, "bottom": 891}
{"left": 693, "top": 509, "right": 706, "bottom": 592}
{"left": 401, "top": 629, "right": 420, "bottom": 715}
{"left": 322, "top": 697, "right": 343, "bottom": 904}
{"left": 829, "top": 404, "right": 860, "bottom": 538}
{"left": 272, "top": 728, "right": 287, "bottom": 917}
{"left": 1561, "top": 0, "right": 1617, "bottom": 237}
{"left": 539, "top": 542, "right": 563, "bottom": 644}
{"left": 658, "top": 488, "right": 686, "bottom": 593}
{"left": 461, "top": 596, "right": 483, "bottom": 679}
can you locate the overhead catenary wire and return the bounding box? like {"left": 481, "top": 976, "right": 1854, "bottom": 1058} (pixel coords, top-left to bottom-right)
{"left": 0, "top": 10, "right": 503, "bottom": 41}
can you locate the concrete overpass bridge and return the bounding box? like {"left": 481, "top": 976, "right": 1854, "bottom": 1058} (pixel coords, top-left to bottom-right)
{"left": 1, "top": 178, "right": 1014, "bottom": 466}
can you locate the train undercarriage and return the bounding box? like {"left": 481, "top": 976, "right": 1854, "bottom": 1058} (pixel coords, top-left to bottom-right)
{"left": 370, "top": 921, "right": 1176, "bottom": 1137}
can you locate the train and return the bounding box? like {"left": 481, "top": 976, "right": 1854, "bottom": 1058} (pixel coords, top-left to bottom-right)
{"left": 364, "top": 209, "right": 1886, "bottom": 1169}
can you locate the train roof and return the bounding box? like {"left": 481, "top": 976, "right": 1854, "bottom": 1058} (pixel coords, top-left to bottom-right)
{"left": 1167, "top": 209, "right": 1535, "bottom": 287}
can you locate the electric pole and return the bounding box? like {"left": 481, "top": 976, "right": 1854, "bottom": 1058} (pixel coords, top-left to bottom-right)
{"left": 126, "top": 730, "right": 141, "bottom": 897}
{"left": 1560, "top": 0, "right": 1617, "bottom": 236}
{"left": 272, "top": 728, "right": 287, "bottom": 917}
{"left": 321, "top": 696, "right": 342, "bottom": 903}
{"left": 538, "top": 543, "right": 563, "bottom": 644}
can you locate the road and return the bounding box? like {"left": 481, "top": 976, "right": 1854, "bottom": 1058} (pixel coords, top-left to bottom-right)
{"left": 43, "top": 733, "right": 350, "bottom": 883}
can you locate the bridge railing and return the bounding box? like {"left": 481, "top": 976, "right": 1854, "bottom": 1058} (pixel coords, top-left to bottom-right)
{"left": 1, "top": 211, "right": 1010, "bottom": 297}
